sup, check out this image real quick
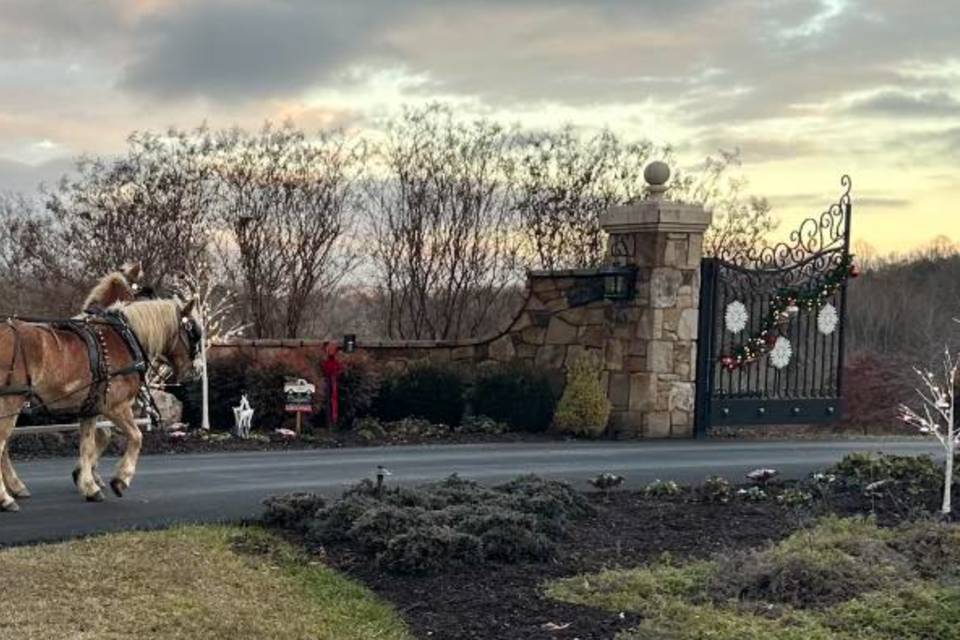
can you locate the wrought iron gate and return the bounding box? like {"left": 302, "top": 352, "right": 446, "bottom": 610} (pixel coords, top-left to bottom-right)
{"left": 694, "top": 176, "right": 854, "bottom": 436}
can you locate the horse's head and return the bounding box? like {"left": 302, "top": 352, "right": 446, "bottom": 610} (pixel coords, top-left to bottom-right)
{"left": 120, "top": 262, "right": 143, "bottom": 291}
{"left": 84, "top": 262, "right": 144, "bottom": 311}
{"left": 163, "top": 298, "right": 203, "bottom": 383}
{"left": 118, "top": 298, "right": 203, "bottom": 384}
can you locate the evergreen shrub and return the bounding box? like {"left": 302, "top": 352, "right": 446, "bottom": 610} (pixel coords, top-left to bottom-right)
{"left": 553, "top": 356, "right": 611, "bottom": 437}
{"left": 472, "top": 361, "right": 557, "bottom": 432}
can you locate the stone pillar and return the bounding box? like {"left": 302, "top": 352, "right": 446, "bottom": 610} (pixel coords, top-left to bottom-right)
{"left": 600, "top": 162, "right": 712, "bottom": 438}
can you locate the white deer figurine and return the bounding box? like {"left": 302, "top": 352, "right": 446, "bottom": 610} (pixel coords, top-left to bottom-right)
{"left": 233, "top": 394, "right": 254, "bottom": 439}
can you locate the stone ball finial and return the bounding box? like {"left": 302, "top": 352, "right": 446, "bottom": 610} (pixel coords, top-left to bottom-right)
{"left": 644, "top": 161, "right": 670, "bottom": 187}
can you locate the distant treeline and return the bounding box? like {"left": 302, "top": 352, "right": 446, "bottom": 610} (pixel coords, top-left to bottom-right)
{"left": 847, "top": 237, "right": 960, "bottom": 363}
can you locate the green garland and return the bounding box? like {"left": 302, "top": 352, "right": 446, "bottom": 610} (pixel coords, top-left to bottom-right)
{"left": 720, "top": 255, "right": 857, "bottom": 371}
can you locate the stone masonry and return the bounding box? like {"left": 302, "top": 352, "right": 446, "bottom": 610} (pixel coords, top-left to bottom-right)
{"left": 211, "top": 162, "right": 713, "bottom": 438}
{"left": 598, "top": 161, "right": 712, "bottom": 437}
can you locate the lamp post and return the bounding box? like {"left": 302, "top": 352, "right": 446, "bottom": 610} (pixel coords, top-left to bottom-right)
{"left": 601, "top": 266, "right": 636, "bottom": 301}
{"left": 342, "top": 334, "right": 357, "bottom": 353}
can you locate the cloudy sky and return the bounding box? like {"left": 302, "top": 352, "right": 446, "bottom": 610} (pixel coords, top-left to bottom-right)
{"left": 1, "top": 0, "right": 958, "bottom": 254}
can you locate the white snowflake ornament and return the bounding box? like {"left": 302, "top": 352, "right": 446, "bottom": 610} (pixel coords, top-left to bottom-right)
{"left": 817, "top": 303, "right": 839, "bottom": 335}
{"left": 769, "top": 337, "right": 793, "bottom": 370}
{"left": 725, "top": 301, "right": 749, "bottom": 334}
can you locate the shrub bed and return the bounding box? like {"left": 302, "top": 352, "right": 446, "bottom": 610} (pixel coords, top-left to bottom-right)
{"left": 471, "top": 362, "right": 556, "bottom": 432}
{"left": 824, "top": 451, "right": 947, "bottom": 517}
{"left": 263, "top": 474, "right": 594, "bottom": 574}
{"left": 311, "top": 352, "right": 381, "bottom": 430}
{"left": 374, "top": 362, "right": 467, "bottom": 426}
{"left": 548, "top": 515, "right": 960, "bottom": 640}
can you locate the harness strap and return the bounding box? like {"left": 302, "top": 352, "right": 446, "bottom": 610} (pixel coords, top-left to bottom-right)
{"left": 50, "top": 320, "right": 107, "bottom": 417}
{"left": 3, "top": 320, "right": 36, "bottom": 403}
{"left": 102, "top": 309, "right": 148, "bottom": 382}
{"left": 101, "top": 309, "right": 160, "bottom": 430}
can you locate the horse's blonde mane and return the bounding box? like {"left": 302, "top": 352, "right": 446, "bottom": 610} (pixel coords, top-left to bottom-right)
{"left": 83, "top": 272, "right": 133, "bottom": 310}
{"left": 112, "top": 299, "right": 180, "bottom": 356}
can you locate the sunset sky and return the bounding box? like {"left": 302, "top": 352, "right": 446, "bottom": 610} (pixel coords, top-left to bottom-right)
{"left": 1, "top": 0, "right": 958, "bottom": 255}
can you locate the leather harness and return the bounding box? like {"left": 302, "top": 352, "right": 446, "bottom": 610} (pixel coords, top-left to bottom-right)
{"left": 0, "top": 310, "right": 150, "bottom": 419}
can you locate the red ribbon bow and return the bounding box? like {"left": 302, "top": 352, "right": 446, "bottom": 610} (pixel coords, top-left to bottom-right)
{"left": 321, "top": 347, "right": 343, "bottom": 425}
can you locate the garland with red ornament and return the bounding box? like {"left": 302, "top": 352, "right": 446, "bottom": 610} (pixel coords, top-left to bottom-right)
{"left": 720, "top": 256, "right": 859, "bottom": 372}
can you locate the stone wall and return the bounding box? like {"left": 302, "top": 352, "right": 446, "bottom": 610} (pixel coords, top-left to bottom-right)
{"left": 210, "top": 162, "right": 711, "bottom": 438}
{"left": 210, "top": 269, "right": 620, "bottom": 389}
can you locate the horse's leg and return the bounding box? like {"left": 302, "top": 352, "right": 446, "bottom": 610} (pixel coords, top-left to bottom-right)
{"left": 75, "top": 417, "right": 105, "bottom": 501}
{"left": 1, "top": 448, "right": 30, "bottom": 498}
{"left": 92, "top": 425, "right": 111, "bottom": 487}
{"left": 102, "top": 403, "right": 141, "bottom": 497}
{"left": 74, "top": 424, "right": 110, "bottom": 488}
{"left": 0, "top": 414, "right": 21, "bottom": 511}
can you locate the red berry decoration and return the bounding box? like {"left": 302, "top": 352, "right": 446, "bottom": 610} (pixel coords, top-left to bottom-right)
{"left": 849, "top": 263, "right": 860, "bottom": 278}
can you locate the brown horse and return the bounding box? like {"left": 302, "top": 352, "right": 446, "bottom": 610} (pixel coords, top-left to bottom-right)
{"left": 81, "top": 262, "right": 144, "bottom": 312}
{"left": 0, "top": 264, "right": 145, "bottom": 501}
{"left": 0, "top": 297, "right": 199, "bottom": 511}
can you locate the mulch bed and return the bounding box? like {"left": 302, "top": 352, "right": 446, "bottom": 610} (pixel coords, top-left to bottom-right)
{"left": 8, "top": 428, "right": 573, "bottom": 460}
{"left": 316, "top": 492, "right": 799, "bottom": 640}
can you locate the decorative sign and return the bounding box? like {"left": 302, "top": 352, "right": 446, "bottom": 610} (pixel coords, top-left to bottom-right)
{"left": 284, "top": 378, "right": 316, "bottom": 413}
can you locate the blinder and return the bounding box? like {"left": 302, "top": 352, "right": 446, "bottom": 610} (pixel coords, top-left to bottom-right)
{"left": 180, "top": 315, "right": 203, "bottom": 360}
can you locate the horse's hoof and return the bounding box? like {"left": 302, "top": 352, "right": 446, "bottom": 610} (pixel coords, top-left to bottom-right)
{"left": 13, "top": 487, "right": 31, "bottom": 499}
{"left": 72, "top": 467, "right": 80, "bottom": 486}
{"left": 86, "top": 491, "right": 104, "bottom": 503}
{"left": 110, "top": 478, "right": 127, "bottom": 498}
{"left": 94, "top": 472, "right": 106, "bottom": 489}
{"left": 2, "top": 499, "right": 20, "bottom": 512}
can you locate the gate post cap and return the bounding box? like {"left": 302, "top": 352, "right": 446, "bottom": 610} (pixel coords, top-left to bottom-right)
{"left": 644, "top": 161, "right": 671, "bottom": 187}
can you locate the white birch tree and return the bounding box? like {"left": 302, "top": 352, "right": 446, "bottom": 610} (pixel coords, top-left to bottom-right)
{"left": 899, "top": 346, "right": 958, "bottom": 515}
{"left": 176, "top": 260, "right": 246, "bottom": 431}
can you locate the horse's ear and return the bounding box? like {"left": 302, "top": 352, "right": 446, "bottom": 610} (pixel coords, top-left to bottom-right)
{"left": 180, "top": 298, "right": 196, "bottom": 317}
{"left": 122, "top": 262, "right": 142, "bottom": 282}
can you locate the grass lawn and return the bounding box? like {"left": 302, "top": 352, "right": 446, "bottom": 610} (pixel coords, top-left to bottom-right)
{"left": 0, "top": 525, "right": 410, "bottom": 640}
{"left": 546, "top": 516, "right": 960, "bottom": 640}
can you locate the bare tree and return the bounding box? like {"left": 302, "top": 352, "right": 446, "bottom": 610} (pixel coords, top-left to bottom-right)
{"left": 0, "top": 191, "right": 88, "bottom": 315}
{"left": 216, "top": 123, "right": 361, "bottom": 338}
{"left": 364, "top": 105, "right": 521, "bottom": 340}
{"left": 670, "top": 149, "right": 777, "bottom": 260}
{"left": 43, "top": 127, "right": 221, "bottom": 289}
{"left": 512, "top": 136, "right": 775, "bottom": 270}
{"left": 512, "top": 128, "right": 653, "bottom": 270}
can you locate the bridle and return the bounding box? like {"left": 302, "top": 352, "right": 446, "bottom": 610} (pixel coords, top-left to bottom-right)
{"left": 152, "top": 315, "right": 202, "bottom": 381}
{"left": 179, "top": 315, "right": 203, "bottom": 361}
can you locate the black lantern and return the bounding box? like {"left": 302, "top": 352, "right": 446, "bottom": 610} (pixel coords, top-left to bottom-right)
{"left": 602, "top": 266, "right": 635, "bottom": 301}
{"left": 342, "top": 334, "right": 357, "bottom": 353}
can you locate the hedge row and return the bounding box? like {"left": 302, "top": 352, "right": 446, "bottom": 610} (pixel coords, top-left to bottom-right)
{"left": 177, "top": 354, "right": 560, "bottom": 433}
